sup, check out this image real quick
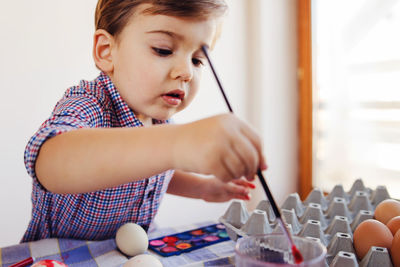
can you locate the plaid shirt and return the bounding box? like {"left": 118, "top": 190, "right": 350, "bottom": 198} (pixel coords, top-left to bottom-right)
{"left": 22, "top": 72, "right": 173, "bottom": 242}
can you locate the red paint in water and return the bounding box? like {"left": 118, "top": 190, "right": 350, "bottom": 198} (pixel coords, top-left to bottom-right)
{"left": 292, "top": 245, "right": 304, "bottom": 264}
{"left": 31, "top": 260, "right": 68, "bottom": 267}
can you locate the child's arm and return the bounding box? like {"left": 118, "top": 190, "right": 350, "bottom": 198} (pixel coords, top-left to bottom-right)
{"left": 36, "top": 113, "right": 266, "bottom": 194}
{"left": 167, "top": 170, "right": 257, "bottom": 202}
{"left": 36, "top": 125, "right": 177, "bottom": 194}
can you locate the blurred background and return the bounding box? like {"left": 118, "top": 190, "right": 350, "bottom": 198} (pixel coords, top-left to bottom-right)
{"left": 312, "top": 0, "right": 400, "bottom": 198}
{"left": 0, "top": 0, "right": 398, "bottom": 247}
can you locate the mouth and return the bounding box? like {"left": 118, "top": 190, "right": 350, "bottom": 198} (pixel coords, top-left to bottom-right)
{"left": 163, "top": 89, "right": 185, "bottom": 100}
{"left": 162, "top": 89, "right": 185, "bottom": 106}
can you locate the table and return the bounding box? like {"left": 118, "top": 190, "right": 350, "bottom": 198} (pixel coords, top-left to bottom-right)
{"left": 0, "top": 221, "right": 236, "bottom": 267}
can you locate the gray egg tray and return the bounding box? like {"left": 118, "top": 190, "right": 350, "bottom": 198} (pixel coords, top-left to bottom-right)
{"left": 219, "top": 179, "right": 395, "bottom": 267}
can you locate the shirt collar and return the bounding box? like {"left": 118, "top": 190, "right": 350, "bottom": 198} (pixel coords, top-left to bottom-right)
{"left": 97, "top": 72, "right": 167, "bottom": 127}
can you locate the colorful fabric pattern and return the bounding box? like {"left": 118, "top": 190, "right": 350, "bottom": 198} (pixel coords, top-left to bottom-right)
{"left": 22, "top": 72, "right": 173, "bottom": 242}
{"left": 0, "top": 238, "right": 126, "bottom": 267}
{"left": 0, "top": 221, "right": 235, "bottom": 267}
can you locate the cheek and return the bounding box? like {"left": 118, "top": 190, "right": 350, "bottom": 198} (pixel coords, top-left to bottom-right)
{"left": 116, "top": 45, "right": 163, "bottom": 85}
{"left": 128, "top": 61, "right": 165, "bottom": 96}
{"left": 189, "top": 74, "right": 202, "bottom": 98}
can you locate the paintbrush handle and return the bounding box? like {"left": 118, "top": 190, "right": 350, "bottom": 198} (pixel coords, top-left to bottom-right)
{"left": 201, "top": 46, "right": 233, "bottom": 112}
{"left": 257, "top": 170, "right": 297, "bottom": 246}
{"left": 256, "top": 169, "right": 281, "bottom": 218}
{"left": 202, "top": 45, "right": 283, "bottom": 218}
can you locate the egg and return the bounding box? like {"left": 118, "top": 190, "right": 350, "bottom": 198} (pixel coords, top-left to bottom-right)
{"left": 116, "top": 223, "right": 149, "bottom": 257}
{"left": 123, "top": 254, "right": 163, "bottom": 267}
{"left": 387, "top": 216, "right": 400, "bottom": 236}
{"left": 392, "top": 230, "right": 400, "bottom": 267}
{"left": 353, "top": 219, "right": 393, "bottom": 259}
{"left": 375, "top": 199, "right": 400, "bottom": 224}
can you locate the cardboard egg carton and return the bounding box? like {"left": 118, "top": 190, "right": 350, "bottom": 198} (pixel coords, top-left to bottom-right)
{"left": 219, "top": 179, "right": 395, "bottom": 267}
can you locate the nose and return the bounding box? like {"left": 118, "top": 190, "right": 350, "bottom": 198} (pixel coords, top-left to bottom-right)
{"left": 170, "top": 57, "right": 193, "bottom": 82}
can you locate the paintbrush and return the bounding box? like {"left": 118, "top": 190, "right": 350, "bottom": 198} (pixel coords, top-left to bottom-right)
{"left": 9, "top": 257, "right": 35, "bottom": 267}
{"left": 201, "top": 45, "right": 303, "bottom": 264}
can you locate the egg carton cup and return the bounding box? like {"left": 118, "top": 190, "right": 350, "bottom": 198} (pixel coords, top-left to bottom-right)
{"left": 219, "top": 179, "right": 394, "bottom": 267}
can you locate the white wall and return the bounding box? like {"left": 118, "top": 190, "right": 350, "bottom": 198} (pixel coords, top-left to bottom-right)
{"left": 259, "top": 0, "right": 299, "bottom": 205}
{"left": 0, "top": 1, "right": 99, "bottom": 246}
{"left": 0, "top": 0, "right": 298, "bottom": 247}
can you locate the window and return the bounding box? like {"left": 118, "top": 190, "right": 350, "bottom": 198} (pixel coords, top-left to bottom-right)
{"left": 311, "top": 0, "right": 400, "bottom": 198}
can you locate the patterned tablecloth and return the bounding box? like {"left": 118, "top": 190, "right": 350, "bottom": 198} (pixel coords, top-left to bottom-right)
{"left": 0, "top": 221, "right": 236, "bottom": 267}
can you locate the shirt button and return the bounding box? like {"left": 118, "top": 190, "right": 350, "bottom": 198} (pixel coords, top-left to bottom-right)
{"left": 146, "top": 190, "right": 154, "bottom": 199}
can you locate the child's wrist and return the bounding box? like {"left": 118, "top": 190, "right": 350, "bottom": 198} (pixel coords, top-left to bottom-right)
{"left": 168, "top": 124, "right": 186, "bottom": 170}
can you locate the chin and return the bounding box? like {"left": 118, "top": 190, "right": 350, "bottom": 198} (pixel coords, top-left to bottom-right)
{"left": 152, "top": 106, "right": 184, "bottom": 121}
{"left": 153, "top": 112, "right": 174, "bottom": 121}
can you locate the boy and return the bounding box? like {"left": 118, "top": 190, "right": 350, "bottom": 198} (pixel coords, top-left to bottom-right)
{"left": 22, "top": 0, "right": 267, "bottom": 242}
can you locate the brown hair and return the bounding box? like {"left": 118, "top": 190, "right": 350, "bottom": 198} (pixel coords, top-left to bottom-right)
{"left": 95, "top": 0, "right": 228, "bottom": 38}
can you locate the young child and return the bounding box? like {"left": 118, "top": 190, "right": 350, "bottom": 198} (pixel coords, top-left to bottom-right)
{"left": 22, "top": 0, "right": 267, "bottom": 242}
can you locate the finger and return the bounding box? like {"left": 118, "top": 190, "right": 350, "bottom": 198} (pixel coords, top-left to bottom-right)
{"left": 230, "top": 191, "right": 251, "bottom": 201}
{"left": 260, "top": 153, "right": 268, "bottom": 170}
{"left": 231, "top": 133, "right": 259, "bottom": 178}
{"left": 245, "top": 173, "right": 256, "bottom": 182}
{"left": 233, "top": 194, "right": 251, "bottom": 201}
{"left": 218, "top": 159, "right": 233, "bottom": 182}
{"left": 221, "top": 146, "right": 248, "bottom": 181}
{"left": 225, "top": 182, "right": 251, "bottom": 199}
{"left": 219, "top": 155, "right": 237, "bottom": 182}
{"left": 240, "top": 124, "right": 267, "bottom": 170}
{"left": 232, "top": 177, "right": 256, "bottom": 189}
{"left": 231, "top": 139, "right": 251, "bottom": 179}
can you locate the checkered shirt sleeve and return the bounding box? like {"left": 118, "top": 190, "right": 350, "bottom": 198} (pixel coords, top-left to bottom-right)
{"left": 24, "top": 93, "right": 103, "bottom": 180}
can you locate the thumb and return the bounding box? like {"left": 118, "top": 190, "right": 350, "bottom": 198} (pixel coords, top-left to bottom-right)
{"left": 259, "top": 153, "right": 268, "bottom": 171}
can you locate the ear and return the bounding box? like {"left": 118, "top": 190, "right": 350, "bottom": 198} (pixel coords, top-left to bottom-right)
{"left": 93, "top": 29, "right": 115, "bottom": 73}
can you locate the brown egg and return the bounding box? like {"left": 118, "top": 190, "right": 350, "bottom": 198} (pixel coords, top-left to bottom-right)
{"left": 353, "top": 219, "right": 393, "bottom": 259}
{"left": 375, "top": 199, "right": 400, "bottom": 224}
{"left": 387, "top": 216, "right": 400, "bottom": 236}
{"left": 392, "top": 230, "right": 400, "bottom": 267}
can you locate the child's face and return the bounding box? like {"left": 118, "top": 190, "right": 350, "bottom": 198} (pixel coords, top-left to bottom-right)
{"left": 109, "top": 4, "right": 218, "bottom": 122}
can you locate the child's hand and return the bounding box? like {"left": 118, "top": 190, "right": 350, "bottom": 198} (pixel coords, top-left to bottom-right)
{"left": 201, "top": 177, "right": 255, "bottom": 202}
{"left": 173, "top": 113, "right": 267, "bottom": 182}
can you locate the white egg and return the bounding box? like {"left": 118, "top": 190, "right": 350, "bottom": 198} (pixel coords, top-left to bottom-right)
{"left": 116, "top": 223, "right": 149, "bottom": 256}
{"left": 123, "top": 254, "right": 163, "bottom": 267}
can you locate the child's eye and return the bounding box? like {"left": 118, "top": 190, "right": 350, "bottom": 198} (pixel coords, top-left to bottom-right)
{"left": 152, "top": 47, "right": 172, "bottom": 56}
{"left": 192, "top": 58, "right": 203, "bottom": 67}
